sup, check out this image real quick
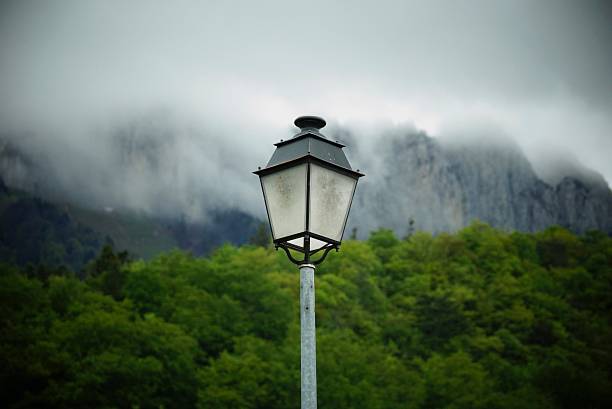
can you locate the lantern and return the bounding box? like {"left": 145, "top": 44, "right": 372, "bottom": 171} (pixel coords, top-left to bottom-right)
{"left": 254, "top": 116, "right": 364, "bottom": 265}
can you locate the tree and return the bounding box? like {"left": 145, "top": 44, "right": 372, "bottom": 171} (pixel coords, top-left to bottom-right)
{"left": 248, "top": 222, "right": 271, "bottom": 248}
{"left": 2, "top": 223, "right": 612, "bottom": 408}
{"left": 86, "top": 244, "right": 131, "bottom": 300}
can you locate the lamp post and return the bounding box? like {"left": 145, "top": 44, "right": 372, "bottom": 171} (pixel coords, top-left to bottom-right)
{"left": 254, "top": 116, "right": 363, "bottom": 409}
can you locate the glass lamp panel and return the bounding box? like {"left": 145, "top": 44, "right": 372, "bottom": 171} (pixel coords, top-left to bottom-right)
{"left": 287, "top": 237, "right": 328, "bottom": 252}
{"left": 310, "top": 237, "right": 328, "bottom": 251}
{"left": 260, "top": 163, "right": 307, "bottom": 240}
{"left": 309, "top": 163, "right": 357, "bottom": 242}
{"left": 288, "top": 237, "right": 304, "bottom": 250}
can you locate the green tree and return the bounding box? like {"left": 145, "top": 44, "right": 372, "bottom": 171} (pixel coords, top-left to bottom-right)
{"left": 86, "top": 244, "right": 131, "bottom": 300}
{"left": 422, "top": 351, "right": 495, "bottom": 409}
{"left": 2, "top": 223, "right": 612, "bottom": 408}
{"left": 249, "top": 222, "right": 271, "bottom": 248}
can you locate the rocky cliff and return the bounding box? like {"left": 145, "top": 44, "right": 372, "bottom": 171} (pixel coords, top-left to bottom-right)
{"left": 348, "top": 130, "right": 612, "bottom": 236}
{"left": 2, "top": 125, "right": 611, "bottom": 240}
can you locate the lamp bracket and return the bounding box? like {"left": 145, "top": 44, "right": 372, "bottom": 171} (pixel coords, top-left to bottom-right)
{"left": 311, "top": 245, "right": 338, "bottom": 265}
{"left": 276, "top": 244, "right": 304, "bottom": 265}
{"left": 275, "top": 243, "right": 339, "bottom": 266}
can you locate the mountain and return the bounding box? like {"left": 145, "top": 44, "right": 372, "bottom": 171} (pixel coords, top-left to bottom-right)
{"left": 348, "top": 130, "right": 612, "bottom": 237}
{"left": 0, "top": 183, "right": 105, "bottom": 270}
{"left": 0, "top": 181, "right": 260, "bottom": 270}
{"left": 1, "top": 122, "right": 610, "bottom": 268}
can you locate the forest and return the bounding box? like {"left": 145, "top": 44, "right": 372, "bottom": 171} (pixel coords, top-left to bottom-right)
{"left": 1, "top": 222, "right": 611, "bottom": 408}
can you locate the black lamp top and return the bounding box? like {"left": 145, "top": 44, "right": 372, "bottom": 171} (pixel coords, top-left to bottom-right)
{"left": 294, "top": 116, "right": 326, "bottom": 130}
{"left": 254, "top": 115, "right": 363, "bottom": 178}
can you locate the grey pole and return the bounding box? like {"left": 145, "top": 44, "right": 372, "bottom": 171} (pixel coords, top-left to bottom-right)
{"left": 300, "top": 263, "right": 317, "bottom": 409}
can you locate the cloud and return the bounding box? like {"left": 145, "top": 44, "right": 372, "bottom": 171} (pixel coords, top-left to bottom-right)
{"left": 0, "top": 0, "right": 610, "bottom": 219}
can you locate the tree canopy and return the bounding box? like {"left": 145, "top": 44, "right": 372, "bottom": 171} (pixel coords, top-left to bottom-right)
{"left": 1, "top": 222, "right": 611, "bottom": 408}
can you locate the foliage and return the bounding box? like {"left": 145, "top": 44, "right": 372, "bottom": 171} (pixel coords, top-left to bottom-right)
{"left": 0, "top": 186, "right": 261, "bottom": 271}
{"left": 249, "top": 221, "right": 272, "bottom": 248}
{"left": 0, "top": 192, "right": 104, "bottom": 271}
{"left": 1, "top": 222, "right": 611, "bottom": 408}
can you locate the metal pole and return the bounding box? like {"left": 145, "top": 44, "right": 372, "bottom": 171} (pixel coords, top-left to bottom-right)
{"left": 300, "top": 263, "right": 317, "bottom": 409}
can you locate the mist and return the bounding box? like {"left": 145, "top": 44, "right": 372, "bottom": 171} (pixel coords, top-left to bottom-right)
{"left": 1, "top": 0, "right": 611, "bottom": 223}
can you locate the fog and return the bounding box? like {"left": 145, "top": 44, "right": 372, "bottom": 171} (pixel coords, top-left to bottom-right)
{"left": 1, "top": 0, "right": 611, "bottom": 221}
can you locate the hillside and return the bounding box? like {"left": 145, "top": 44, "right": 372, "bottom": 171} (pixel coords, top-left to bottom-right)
{"left": 65, "top": 205, "right": 177, "bottom": 260}
{"left": 1, "top": 223, "right": 611, "bottom": 408}
{"left": 1, "top": 124, "right": 611, "bottom": 261}
{"left": 0, "top": 181, "right": 260, "bottom": 270}
{"left": 0, "top": 182, "right": 105, "bottom": 271}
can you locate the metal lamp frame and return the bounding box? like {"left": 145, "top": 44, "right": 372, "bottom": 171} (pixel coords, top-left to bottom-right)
{"left": 255, "top": 154, "right": 363, "bottom": 266}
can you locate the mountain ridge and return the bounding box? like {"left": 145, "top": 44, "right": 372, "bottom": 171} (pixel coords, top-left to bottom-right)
{"left": 347, "top": 129, "right": 612, "bottom": 237}
{"left": 0, "top": 181, "right": 260, "bottom": 270}
{"left": 1, "top": 124, "right": 610, "bottom": 260}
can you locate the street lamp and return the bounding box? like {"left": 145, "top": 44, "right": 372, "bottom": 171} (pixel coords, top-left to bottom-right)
{"left": 254, "top": 116, "right": 363, "bottom": 409}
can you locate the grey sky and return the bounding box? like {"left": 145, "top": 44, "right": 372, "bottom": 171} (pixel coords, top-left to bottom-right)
{"left": 0, "top": 0, "right": 611, "bottom": 214}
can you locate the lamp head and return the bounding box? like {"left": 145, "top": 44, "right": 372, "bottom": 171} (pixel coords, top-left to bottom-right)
{"left": 254, "top": 116, "right": 364, "bottom": 265}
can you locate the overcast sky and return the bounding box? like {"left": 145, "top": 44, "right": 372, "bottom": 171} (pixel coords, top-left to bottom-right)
{"left": 1, "top": 0, "right": 611, "bottom": 195}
